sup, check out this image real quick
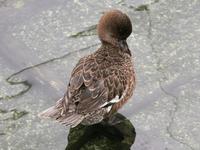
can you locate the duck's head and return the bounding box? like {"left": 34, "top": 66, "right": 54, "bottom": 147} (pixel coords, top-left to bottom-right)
{"left": 98, "top": 9, "right": 132, "bottom": 49}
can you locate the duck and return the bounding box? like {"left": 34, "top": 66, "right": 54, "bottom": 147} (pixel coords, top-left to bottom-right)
{"left": 38, "top": 9, "right": 136, "bottom": 127}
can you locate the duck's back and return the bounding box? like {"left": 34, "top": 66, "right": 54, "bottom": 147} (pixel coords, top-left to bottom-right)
{"left": 62, "top": 45, "right": 135, "bottom": 125}
{"left": 38, "top": 9, "right": 136, "bottom": 128}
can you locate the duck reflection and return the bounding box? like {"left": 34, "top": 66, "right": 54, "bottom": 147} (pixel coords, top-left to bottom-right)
{"left": 65, "top": 113, "right": 136, "bottom": 150}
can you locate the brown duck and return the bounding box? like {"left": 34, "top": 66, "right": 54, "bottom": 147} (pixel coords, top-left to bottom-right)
{"left": 39, "top": 9, "right": 136, "bottom": 127}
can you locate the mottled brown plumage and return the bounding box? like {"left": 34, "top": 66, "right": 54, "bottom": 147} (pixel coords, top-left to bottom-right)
{"left": 39, "top": 9, "right": 136, "bottom": 127}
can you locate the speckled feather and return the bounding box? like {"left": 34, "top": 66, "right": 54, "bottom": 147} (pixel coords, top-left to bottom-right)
{"left": 39, "top": 9, "right": 136, "bottom": 127}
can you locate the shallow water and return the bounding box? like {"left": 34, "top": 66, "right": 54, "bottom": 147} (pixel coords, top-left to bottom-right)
{"left": 0, "top": 0, "right": 200, "bottom": 149}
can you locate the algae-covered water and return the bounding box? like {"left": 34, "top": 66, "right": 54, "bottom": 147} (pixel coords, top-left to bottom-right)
{"left": 0, "top": 0, "right": 200, "bottom": 149}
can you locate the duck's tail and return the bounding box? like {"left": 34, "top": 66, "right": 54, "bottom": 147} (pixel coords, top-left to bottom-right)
{"left": 38, "top": 98, "right": 84, "bottom": 128}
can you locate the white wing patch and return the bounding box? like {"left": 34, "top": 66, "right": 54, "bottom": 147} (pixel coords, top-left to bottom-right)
{"left": 100, "top": 87, "right": 128, "bottom": 112}
{"left": 100, "top": 95, "right": 120, "bottom": 108}
{"left": 106, "top": 106, "right": 112, "bottom": 112}
{"left": 110, "top": 95, "right": 120, "bottom": 103}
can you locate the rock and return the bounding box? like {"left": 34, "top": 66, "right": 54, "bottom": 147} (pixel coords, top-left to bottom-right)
{"left": 66, "top": 113, "right": 136, "bottom": 150}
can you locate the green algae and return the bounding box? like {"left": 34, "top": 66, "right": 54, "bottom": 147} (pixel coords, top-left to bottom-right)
{"left": 69, "top": 25, "right": 97, "bottom": 38}
{"left": 0, "top": 109, "right": 28, "bottom": 121}
{"left": 135, "top": 4, "right": 149, "bottom": 11}
{"left": 0, "top": 44, "right": 99, "bottom": 101}
{"left": 0, "top": 109, "right": 8, "bottom": 113}
{"left": 10, "top": 109, "right": 28, "bottom": 120}
{"left": 66, "top": 113, "right": 136, "bottom": 150}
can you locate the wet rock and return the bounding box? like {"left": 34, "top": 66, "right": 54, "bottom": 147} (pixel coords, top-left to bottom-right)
{"left": 66, "top": 113, "right": 136, "bottom": 150}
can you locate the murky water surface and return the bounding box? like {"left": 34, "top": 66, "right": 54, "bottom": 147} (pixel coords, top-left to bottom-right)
{"left": 0, "top": 0, "right": 200, "bottom": 149}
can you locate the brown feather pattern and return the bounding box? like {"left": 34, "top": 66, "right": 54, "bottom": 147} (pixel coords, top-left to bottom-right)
{"left": 64, "top": 43, "right": 135, "bottom": 124}
{"left": 38, "top": 9, "right": 136, "bottom": 127}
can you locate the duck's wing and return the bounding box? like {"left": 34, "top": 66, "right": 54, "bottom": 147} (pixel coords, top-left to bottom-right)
{"left": 39, "top": 55, "right": 127, "bottom": 127}
{"left": 67, "top": 55, "right": 127, "bottom": 114}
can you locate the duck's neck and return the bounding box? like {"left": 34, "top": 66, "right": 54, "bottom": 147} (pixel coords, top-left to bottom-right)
{"left": 101, "top": 39, "right": 131, "bottom": 56}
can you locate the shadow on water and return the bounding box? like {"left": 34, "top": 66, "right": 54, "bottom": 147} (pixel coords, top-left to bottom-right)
{"left": 66, "top": 113, "right": 136, "bottom": 150}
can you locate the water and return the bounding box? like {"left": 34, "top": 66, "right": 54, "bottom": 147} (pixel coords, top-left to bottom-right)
{"left": 0, "top": 0, "right": 200, "bottom": 149}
